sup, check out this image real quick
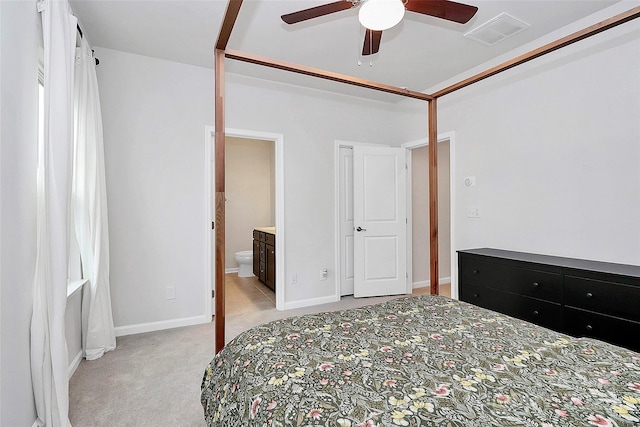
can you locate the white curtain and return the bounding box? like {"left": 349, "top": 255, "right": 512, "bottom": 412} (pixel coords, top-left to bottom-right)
{"left": 31, "top": 0, "right": 76, "bottom": 426}
{"left": 73, "top": 38, "right": 116, "bottom": 360}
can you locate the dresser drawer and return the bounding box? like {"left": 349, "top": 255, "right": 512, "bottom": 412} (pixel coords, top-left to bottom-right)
{"left": 460, "top": 282, "right": 563, "bottom": 330}
{"left": 460, "top": 257, "right": 562, "bottom": 302}
{"left": 565, "top": 276, "right": 640, "bottom": 322}
{"left": 564, "top": 307, "right": 640, "bottom": 352}
{"left": 506, "top": 296, "right": 563, "bottom": 331}
{"left": 459, "top": 282, "right": 511, "bottom": 313}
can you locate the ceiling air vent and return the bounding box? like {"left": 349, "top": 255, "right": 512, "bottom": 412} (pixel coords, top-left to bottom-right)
{"left": 464, "top": 13, "right": 530, "bottom": 46}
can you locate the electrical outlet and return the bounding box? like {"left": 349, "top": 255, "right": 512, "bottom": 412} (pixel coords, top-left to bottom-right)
{"left": 166, "top": 286, "right": 176, "bottom": 300}
{"left": 321, "top": 269, "right": 328, "bottom": 281}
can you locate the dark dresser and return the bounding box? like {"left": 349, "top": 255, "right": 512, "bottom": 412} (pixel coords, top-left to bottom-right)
{"left": 458, "top": 248, "right": 640, "bottom": 352}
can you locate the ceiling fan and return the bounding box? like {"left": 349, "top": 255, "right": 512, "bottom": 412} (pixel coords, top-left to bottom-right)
{"left": 281, "top": 0, "right": 479, "bottom": 56}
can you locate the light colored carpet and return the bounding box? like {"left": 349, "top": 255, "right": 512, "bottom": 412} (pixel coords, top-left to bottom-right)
{"left": 69, "top": 275, "right": 448, "bottom": 426}
{"left": 69, "top": 321, "right": 215, "bottom": 426}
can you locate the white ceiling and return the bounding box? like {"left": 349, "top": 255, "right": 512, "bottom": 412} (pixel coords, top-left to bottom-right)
{"left": 70, "top": 0, "right": 622, "bottom": 101}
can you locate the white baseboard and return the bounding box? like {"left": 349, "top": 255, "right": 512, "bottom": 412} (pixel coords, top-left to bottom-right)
{"left": 225, "top": 267, "right": 239, "bottom": 274}
{"left": 68, "top": 349, "right": 83, "bottom": 379}
{"left": 283, "top": 294, "right": 340, "bottom": 310}
{"left": 412, "top": 277, "right": 451, "bottom": 289}
{"left": 114, "top": 315, "right": 210, "bottom": 337}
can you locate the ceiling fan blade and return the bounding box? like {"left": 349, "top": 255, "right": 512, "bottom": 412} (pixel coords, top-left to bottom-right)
{"left": 362, "top": 29, "right": 382, "bottom": 56}
{"left": 405, "top": 0, "right": 478, "bottom": 24}
{"left": 281, "top": 1, "right": 355, "bottom": 24}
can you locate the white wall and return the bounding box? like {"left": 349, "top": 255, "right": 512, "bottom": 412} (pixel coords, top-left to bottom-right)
{"left": 95, "top": 48, "right": 213, "bottom": 332}
{"left": 0, "top": 1, "right": 39, "bottom": 425}
{"left": 96, "top": 46, "right": 426, "bottom": 331}
{"left": 225, "top": 73, "right": 426, "bottom": 303}
{"left": 437, "top": 7, "right": 640, "bottom": 288}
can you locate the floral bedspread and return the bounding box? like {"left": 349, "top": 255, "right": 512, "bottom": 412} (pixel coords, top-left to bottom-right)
{"left": 201, "top": 295, "right": 640, "bottom": 426}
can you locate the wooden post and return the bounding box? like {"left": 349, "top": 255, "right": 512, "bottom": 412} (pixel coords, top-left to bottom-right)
{"left": 213, "top": 0, "right": 243, "bottom": 353}
{"left": 428, "top": 99, "right": 439, "bottom": 295}
{"left": 214, "top": 48, "right": 226, "bottom": 354}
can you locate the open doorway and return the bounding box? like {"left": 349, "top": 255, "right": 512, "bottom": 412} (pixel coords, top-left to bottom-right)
{"left": 225, "top": 136, "right": 276, "bottom": 313}
{"left": 205, "top": 127, "right": 285, "bottom": 337}
{"left": 405, "top": 136, "right": 453, "bottom": 298}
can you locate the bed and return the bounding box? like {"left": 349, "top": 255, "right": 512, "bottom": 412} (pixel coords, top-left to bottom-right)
{"left": 201, "top": 295, "right": 640, "bottom": 426}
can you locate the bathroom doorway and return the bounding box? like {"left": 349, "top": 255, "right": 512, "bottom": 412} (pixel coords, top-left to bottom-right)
{"left": 225, "top": 136, "right": 277, "bottom": 313}
{"left": 204, "top": 127, "right": 285, "bottom": 341}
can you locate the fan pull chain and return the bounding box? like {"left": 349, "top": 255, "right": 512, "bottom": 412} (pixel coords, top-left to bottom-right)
{"left": 368, "top": 29, "right": 373, "bottom": 67}
{"left": 356, "top": 20, "right": 374, "bottom": 67}
{"left": 357, "top": 26, "right": 374, "bottom": 67}
{"left": 357, "top": 19, "right": 363, "bottom": 66}
{"left": 368, "top": 28, "right": 372, "bottom": 65}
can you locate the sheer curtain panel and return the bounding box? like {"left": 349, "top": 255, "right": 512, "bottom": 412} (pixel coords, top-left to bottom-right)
{"left": 73, "top": 37, "right": 116, "bottom": 360}
{"left": 31, "top": 0, "right": 76, "bottom": 426}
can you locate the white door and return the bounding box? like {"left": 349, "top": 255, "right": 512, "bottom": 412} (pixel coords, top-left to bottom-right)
{"left": 353, "top": 146, "right": 407, "bottom": 298}
{"left": 339, "top": 147, "right": 355, "bottom": 296}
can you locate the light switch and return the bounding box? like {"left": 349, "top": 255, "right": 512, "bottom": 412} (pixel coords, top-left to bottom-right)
{"left": 467, "top": 206, "right": 481, "bottom": 218}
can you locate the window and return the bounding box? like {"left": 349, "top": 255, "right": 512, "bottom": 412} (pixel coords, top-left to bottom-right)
{"left": 37, "top": 66, "right": 83, "bottom": 289}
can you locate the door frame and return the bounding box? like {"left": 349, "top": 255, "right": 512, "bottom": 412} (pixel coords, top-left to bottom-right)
{"left": 205, "top": 126, "right": 286, "bottom": 317}
{"left": 402, "top": 131, "right": 457, "bottom": 298}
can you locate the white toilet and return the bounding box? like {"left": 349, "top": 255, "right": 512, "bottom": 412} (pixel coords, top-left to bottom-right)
{"left": 234, "top": 250, "right": 254, "bottom": 277}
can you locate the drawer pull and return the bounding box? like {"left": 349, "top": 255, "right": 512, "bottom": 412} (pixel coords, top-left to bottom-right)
{"left": 533, "top": 310, "right": 539, "bottom": 316}
{"left": 473, "top": 293, "right": 479, "bottom": 298}
{"left": 586, "top": 324, "right": 593, "bottom": 332}
{"left": 532, "top": 282, "right": 539, "bottom": 288}
{"left": 473, "top": 270, "right": 479, "bottom": 275}
{"left": 586, "top": 292, "right": 593, "bottom": 298}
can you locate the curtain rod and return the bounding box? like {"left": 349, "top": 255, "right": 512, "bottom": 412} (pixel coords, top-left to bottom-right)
{"left": 76, "top": 24, "right": 100, "bottom": 66}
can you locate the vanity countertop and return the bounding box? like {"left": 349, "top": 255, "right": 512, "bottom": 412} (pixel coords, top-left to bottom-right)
{"left": 254, "top": 226, "right": 275, "bottom": 234}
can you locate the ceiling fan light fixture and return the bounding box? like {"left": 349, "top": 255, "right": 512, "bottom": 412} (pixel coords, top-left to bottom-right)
{"left": 358, "top": 0, "right": 405, "bottom": 31}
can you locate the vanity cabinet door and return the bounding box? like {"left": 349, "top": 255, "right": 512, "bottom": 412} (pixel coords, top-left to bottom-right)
{"left": 253, "top": 229, "right": 276, "bottom": 293}
{"left": 265, "top": 244, "right": 276, "bottom": 291}
{"left": 252, "top": 238, "right": 260, "bottom": 276}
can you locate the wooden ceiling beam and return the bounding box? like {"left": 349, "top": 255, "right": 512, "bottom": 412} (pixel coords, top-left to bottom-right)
{"left": 225, "top": 49, "right": 433, "bottom": 102}
{"left": 216, "top": 0, "right": 243, "bottom": 50}
{"left": 431, "top": 6, "right": 640, "bottom": 98}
